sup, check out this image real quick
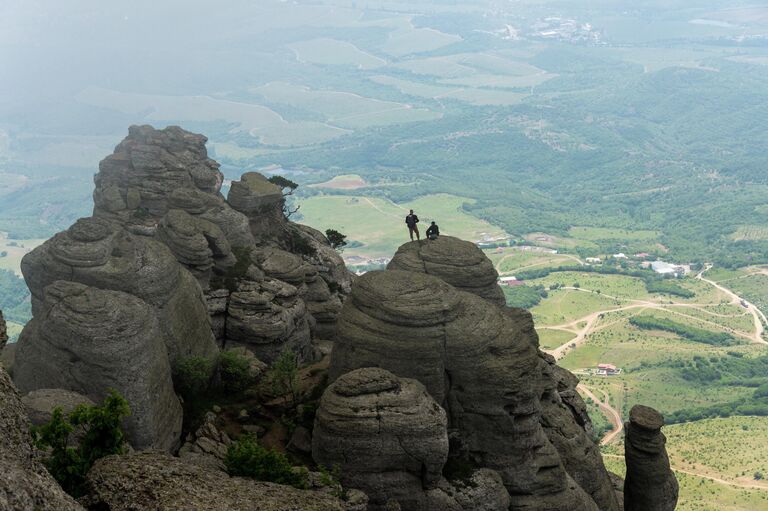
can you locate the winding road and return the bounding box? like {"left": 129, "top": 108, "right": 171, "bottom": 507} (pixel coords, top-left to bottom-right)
{"left": 697, "top": 267, "right": 767, "bottom": 345}
{"left": 577, "top": 384, "right": 623, "bottom": 445}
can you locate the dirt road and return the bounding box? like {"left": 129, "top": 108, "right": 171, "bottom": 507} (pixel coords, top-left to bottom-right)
{"left": 577, "top": 384, "right": 623, "bottom": 445}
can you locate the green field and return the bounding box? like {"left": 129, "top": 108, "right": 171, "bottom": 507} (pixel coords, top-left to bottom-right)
{"left": 250, "top": 82, "right": 441, "bottom": 129}
{"left": 297, "top": 193, "right": 507, "bottom": 260}
{"left": 602, "top": 449, "right": 768, "bottom": 511}
{"left": 288, "top": 38, "right": 387, "bottom": 69}
{"left": 0, "top": 235, "right": 45, "bottom": 276}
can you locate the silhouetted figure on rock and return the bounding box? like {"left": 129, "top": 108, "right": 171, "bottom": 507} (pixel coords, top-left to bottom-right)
{"left": 405, "top": 210, "right": 420, "bottom": 241}
{"left": 426, "top": 222, "right": 439, "bottom": 240}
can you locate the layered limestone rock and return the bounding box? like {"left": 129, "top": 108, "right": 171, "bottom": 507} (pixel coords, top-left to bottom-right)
{"left": 624, "top": 405, "right": 679, "bottom": 511}
{"left": 90, "top": 125, "right": 349, "bottom": 349}
{"left": 328, "top": 270, "right": 599, "bottom": 510}
{"left": 387, "top": 238, "right": 618, "bottom": 510}
{"left": 226, "top": 278, "right": 313, "bottom": 363}
{"left": 20, "top": 216, "right": 218, "bottom": 364}
{"left": 14, "top": 282, "right": 183, "bottom": 451}
{"left": 84, "top": 451, "right": 346, "bottom": 511}
{"left": 387, "top": 236, "right": 505, "bottom": 307}
{"left": 0, "top": 350, "right": 82, "bottom": 511}
{"left": 313, "top": 368, "right": 449, "bottom": 510}
{"left": 538, "top": 354, "right": 620, "bottom": 510}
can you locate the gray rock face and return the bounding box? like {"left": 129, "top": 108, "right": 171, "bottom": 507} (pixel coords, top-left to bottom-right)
{"left": 225, "top": 278, "right": 313, "bottom": 363}
{"left": 387, "top": 236, "right": 505, "bottom": 307}
{"left": 22, "top": 388, "right": 95, "bottom": 427}
{"left": 157, "top": 209, "right": 236, "bottom": 287}
{"left": 94, "top": 124, "right": 224, "bottom": 219}
{"left": 538, "top": 354, "right": 620, "bottom": 511}
{"left": 178, "top": 411, "right": 232, "bottom": 471}
{"left": 386, "top": 239, "right": 618, "bottom": 511}
{"left": 84, "top": 451, "right": 346, "bottom": 511}
{"left": 0, "top": 352, "right": 83, "bottom": 511}
{"left": 624, "top": 405, "right": 679, "bottom": 511}
{"left": 328, "top": 271, "right": 599, "bottom": 510}
{"left": 14, "top": 282, "right": 183, "bottom": 451}
{"left": 21, "top": 216, "right": 218, "bottom": 365}
{"left": 90, "top": 125, "right": 349, "bottom": 349}
{"left": 313, "top": 368, "right": 449, "bottom": 510}
{"left": 436, "top": 469, "right": 511, "bottom": 511}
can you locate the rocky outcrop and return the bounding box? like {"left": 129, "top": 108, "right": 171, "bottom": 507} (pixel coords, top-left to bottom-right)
{"left": 313, "top": 368, "right": 449, "bottom": 510}
{"left": 0, "top": 346, "right": 83, "bottom": 510}
{"left": 178, "top": 411, "right": 232, "bottom": 471}
{"left": 387, "top": 236, "right": 505, "bottom": 307}
{"left": 387, "top": 238, "right": 618, "bottom": 510}
{"left": 624, "top": 405, "right": 678, "bottom": 511}
{"left": 84, "top": 451, "right": 346, "bottom": 511}
{"left": 14, "top": 282, "right": 183, "bottom": 451}
{"left": 22, "top": 388, "right": 95, "bottom": 427}
{"left": 90, "top": 125, "right": 350, "bottom": 348}
{"left": 538, "top": 354, "right": 620, "bottom": 510}
{"left": 20, "top": 216, "right": 218, "bottom": 365}
{"left": 328, "top": 270, "right": 599, "bottom": 510}
{"left": 225, "top": 278, "right": 313, "bottom": 363}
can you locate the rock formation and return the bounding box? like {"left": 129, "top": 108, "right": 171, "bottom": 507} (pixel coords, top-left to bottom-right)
{"left": 14, "top": 282, "right": 183, "bottom": 451}
{"left": 178, "top": 411, "right": 233, "bottom": 471}
{"left": 13, "top": 124, "right": 353, "bottom": 454}
{"left": 20, "top": 216, "right": 218, "bottom": 364}
{"left": 313, "top": 368, "right": 449, "bottom": 509}
{"left": 386, "top": 237, "right": 619, "bottom": 510}
{"left": 327, "top": 270, "right": 600, "bottom": 510}
{"left": 624, "top": 405, "right": 679, "bottom": 511}
{"left": 84, "top": 451, "right": 347, "bottom": 511}
{"left": 387, "top": 236, "right": 506, "bottom": 307}
{"left": 85, "top": 125, "right": 350, "bottom": 353}
{"left": 0, "top": 319, "right": 83, "bottom": 510}
{"left": 22, "top": 388, "right": 95, "bottom": 427}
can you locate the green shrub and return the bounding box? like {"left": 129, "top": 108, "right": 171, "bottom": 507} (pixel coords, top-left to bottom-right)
{"left": 266, "top": 350, "right": 299, "bottom": 407}
{"left": 173, "top": 356, "right": 215, "bottom": 399}
{"left": 325, "top": 229, "right": 347, "bottom": 251}
{"left": 33, "top": 390, "right": 130, "bottom": 497}
{"left": 219, "top": 350, "right": 256, "bottom": 393}
{"left": 225, "top": 434, "right": 307, "bottom": 488}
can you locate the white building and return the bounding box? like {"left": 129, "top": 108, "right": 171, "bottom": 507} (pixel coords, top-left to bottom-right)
{"left": 651, "top": 260, "right": 686, "bottom": 276}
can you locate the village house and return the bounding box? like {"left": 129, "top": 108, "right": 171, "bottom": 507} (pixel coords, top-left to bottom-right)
{"left": 596, "top": 363, "right": 621, "bottom": 376}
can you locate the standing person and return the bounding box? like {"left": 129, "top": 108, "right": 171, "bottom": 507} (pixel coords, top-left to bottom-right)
{"left": 405, "top": 209, "right": 420, "bottom": 241}
{"left": 426, "top": 221, "right": 440, "bottom": 240}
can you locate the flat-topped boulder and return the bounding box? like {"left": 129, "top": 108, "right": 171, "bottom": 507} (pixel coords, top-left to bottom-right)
{"left": 14, "top": 282, "right": 183, "bottom": 451}
{"left": 624, "top": 405, "right": 678, "bottom": 511}
{"left": 387, "top": 236, "right": 505, "bottom": 307}
{"left": 227, "top": 172, "right": 284, "bottom": 216}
